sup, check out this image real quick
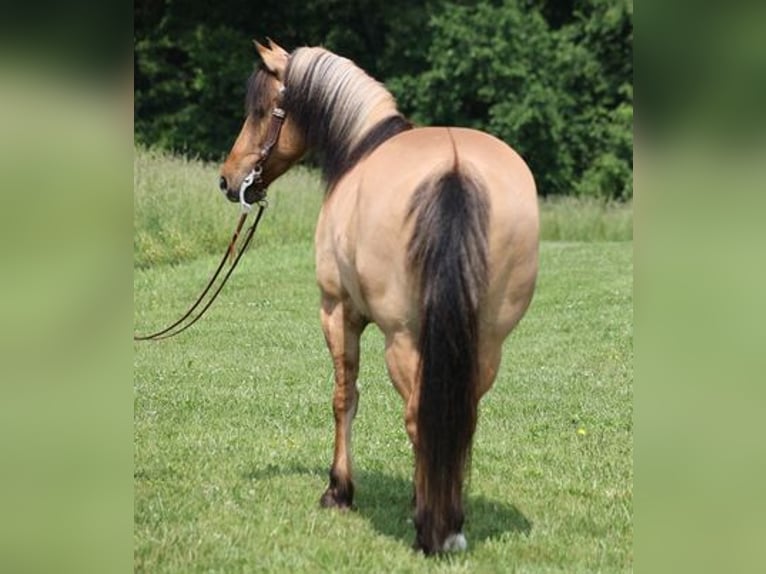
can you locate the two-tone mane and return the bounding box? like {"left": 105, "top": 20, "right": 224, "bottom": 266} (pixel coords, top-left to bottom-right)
{"left": 247, "top": 47, "right": 411, "bottom": 189}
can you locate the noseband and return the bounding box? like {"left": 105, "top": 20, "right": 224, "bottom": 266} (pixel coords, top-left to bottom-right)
{"left": 239, "top": 105, "right": 287, "bottom": 212}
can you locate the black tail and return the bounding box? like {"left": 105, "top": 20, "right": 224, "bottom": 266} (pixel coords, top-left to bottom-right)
{"left": 407, "top": 169, "right": 489, "bottom": 553}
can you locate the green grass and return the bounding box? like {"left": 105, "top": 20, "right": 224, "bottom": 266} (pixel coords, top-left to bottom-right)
{"left": 538, "top": 196, "right": 632, "bottom": 242}
{"left": 134, "top": 149, "right": 633, "bottom": 572}
{"left": 134, "top": 147, "right": 324, "bottom": 269}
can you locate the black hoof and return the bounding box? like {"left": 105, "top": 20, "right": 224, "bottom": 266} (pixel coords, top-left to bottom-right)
{"left": 319, "top": 487, "right": 354, "bottom": 510}
{"left": 412, "top": 539, "right": 436, "bottom": 556}
{"left": 319, "top": 468, "right": 354, "bottom": 509}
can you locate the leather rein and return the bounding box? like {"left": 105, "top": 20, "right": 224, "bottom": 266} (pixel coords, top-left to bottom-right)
{"left": 134, "top": 105, "right": 287, "bottom": 341}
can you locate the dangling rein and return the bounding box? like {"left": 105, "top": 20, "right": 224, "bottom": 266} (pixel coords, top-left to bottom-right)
{"left": 134, "top": 107, "right": 286, "bottom": 341}
{"left": 133, "top": 200, "right": 266, "bottom": 341}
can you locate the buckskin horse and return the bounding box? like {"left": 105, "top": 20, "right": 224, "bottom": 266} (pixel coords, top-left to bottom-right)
{"left": 219, "top": 39, "right": 538, "bottom": 554}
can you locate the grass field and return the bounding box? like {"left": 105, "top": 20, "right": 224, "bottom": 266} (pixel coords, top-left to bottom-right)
{"left": 134, "top": 149, "right": 633, "bottom": 572}
{"left": 134, "top": 148, "right": 632, "bottom": 268}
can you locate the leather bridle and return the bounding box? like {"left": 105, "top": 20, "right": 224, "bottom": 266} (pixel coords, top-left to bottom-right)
{"left": 239, "top": 105, "right": 287, "bottom": 211}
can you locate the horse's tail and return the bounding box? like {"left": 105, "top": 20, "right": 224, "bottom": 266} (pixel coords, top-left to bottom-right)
{"left": 407, "top": 167, "right": 489, "bottom": 553}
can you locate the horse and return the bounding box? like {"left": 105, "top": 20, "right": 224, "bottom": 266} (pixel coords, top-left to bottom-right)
{"left": 219, "top": 39, "right": 539, "bottom": 554}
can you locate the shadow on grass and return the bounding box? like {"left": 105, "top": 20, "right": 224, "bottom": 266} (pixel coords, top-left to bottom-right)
{"left": 356, "top": 469, "right": 532, "bottom": 547}
{"left": 243, "top": 463, "right": 532, "bottom": 548}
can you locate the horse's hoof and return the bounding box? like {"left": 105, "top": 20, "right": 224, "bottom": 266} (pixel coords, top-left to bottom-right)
{"left": 319, "top": 488, "right": 353, "bottom": 510}
{"left": 442, "top": 532, "right": 468, "bottom": 553}
{"left": 412, "top": 532, "right": 467, "bottom": 555}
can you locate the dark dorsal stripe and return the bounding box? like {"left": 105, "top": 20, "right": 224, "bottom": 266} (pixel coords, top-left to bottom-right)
{"left": 325, "top": 115, "right": 413, "bottom": 190}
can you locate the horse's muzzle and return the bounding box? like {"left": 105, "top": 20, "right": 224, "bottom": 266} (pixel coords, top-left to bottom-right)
{"left": 224, "top": 188, "right": 239, "bottom": 203}
{"left": 223, "top": 184, "right": 265, "bottom": 205}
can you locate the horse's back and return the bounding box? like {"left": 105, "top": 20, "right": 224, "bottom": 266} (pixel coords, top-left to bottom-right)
{"left": 317, "top": 126, "right": 538, "bottom": 340}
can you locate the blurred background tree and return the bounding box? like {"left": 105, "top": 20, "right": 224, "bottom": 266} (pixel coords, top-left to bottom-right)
{"left": 134, "top": 0, "right": 632, "bottom": 199}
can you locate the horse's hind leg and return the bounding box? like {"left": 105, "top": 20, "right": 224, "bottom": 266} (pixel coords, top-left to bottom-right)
{"left": 384, "top": 332, "right": 420, "bottom": 444}
{"left": 319, "top": 295, "right": 365, "bottom": 510}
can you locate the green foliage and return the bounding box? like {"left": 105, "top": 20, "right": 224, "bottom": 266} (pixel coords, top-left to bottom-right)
{"left": 388, "top": 0, "right": 632, "bottom": 198}
{"left": 135, "top": 25, "right": 252, "bottom": 159}
{"left": 134, "top": 0, "right": 632, "bottom": 198}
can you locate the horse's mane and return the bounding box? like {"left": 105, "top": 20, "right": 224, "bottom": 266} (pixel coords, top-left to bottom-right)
{"left": 245, "top": 64, "right": 274, "bottom": 121}
{"left": 282, "top": 47, "right": 411, "bottom": 189}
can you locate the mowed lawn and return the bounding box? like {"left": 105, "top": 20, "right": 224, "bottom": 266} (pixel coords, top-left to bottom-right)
{"left": 134, "top": 234, "right": 632, "bottom": 572}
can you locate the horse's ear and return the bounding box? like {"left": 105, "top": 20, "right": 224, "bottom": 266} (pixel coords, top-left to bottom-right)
{"left": 266, "top": 37, "right": 289, "bottom": 58}
{"left": 253, "top": 39, "right": 288, "bottom": 80}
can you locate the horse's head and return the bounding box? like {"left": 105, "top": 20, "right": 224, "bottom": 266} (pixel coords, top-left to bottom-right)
{"left": 219, "top": 39, "right": 306, "bottom": 204}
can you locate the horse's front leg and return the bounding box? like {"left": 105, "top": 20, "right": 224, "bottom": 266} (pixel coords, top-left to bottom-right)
{"left": 319, "top": 294, "right": 365, "bottom": 510}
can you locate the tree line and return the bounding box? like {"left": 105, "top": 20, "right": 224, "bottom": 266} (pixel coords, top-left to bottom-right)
{"left": 135, "top": 0, "right": 632, "bottom": 199}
